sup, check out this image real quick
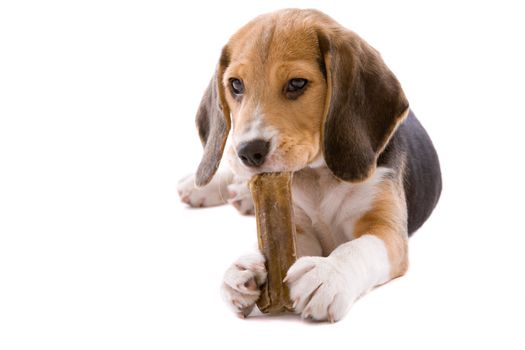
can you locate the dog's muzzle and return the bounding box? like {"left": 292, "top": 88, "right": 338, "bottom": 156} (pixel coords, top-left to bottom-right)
{"left": 236, "top": 139, "right": 270, "bottom": 167}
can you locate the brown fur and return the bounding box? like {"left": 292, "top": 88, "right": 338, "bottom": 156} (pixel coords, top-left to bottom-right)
{"left": 222, "top": 11, "right": 328, "bottom": 172}
{"left": 195, "top": 9, "right": 408, "bottom": 186}
{"left": 195, "top": 9, "right": 411, "bottom": 276}
{"left": 185, "top": 10, "right": 443, "bottom": 321}
{"left": 353, "top": 177, "right": 409, "bottom": 278}
{"left": 317, "top": 24, "right": 409, "bottom": 182}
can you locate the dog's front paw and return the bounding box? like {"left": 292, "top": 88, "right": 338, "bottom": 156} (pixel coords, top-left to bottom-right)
{"left": 285, "top": 256, "right": 354, "bottom": 322}
{"left": 177, "top": 173, "right": 228, "bottom": 208}
{"left": 226, "top": 182, "right": 254, "bottom": 215}
{"left": 221, "top": 252, "right": 267, "bottom": 317}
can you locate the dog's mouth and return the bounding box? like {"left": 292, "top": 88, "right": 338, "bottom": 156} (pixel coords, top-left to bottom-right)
{"left": 228, "top": 141, "right": 317, "bottom": 179}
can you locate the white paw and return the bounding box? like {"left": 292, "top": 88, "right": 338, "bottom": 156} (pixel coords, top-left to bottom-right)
{"left": 177, "top": 173, "right": 228, "bottom": 208}
{"left": 285, "top": 256, "right": 354, "bottom": 322}
{"left": 227, "top": 182, "right": 254, "bottom": 215}
{"left": 221, "top": 252, "right": 267, "bottom": 317}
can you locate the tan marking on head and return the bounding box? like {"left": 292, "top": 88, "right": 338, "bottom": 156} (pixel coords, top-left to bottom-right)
{"left": 353, "top": 178, "right": 409, "bottom": 279}
{"left": 195, "top": 9, "right": 409, "bottom": 182}
{"left": 221, "top": 10, "right": 330, "bottom": 174}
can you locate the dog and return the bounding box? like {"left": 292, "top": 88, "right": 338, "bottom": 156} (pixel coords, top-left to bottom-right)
{"left": 177, "top": 9, "right": 442, "bottom": 322}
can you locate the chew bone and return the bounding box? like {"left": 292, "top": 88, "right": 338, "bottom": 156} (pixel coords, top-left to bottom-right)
{"left": 249, "top": 172, "right": 297, "bottom": 314}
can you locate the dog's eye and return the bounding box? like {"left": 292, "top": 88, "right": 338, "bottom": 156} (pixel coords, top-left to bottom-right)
{"left": 230, "top": 78, "right": 244, "bottom": 96}
{"left": 288, "top": 78, "right": 308, "bottom": 91}
{"left": 284, "top": 78, "right": 308, "bottom": 99}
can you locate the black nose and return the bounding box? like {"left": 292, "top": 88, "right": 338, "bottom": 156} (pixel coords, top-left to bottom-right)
{"left": 237, "top": 139, "right": 270, "bottom": 167}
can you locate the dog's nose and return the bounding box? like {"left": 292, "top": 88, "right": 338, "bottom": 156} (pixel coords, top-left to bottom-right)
{"left": 237, "top": 139, "right": 270, "bottom": 167}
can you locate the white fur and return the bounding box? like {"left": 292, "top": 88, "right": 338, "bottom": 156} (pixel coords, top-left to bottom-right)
{"left": 178, "top": 162, "right": 394, "bottom": 322}
{"left": 292, "top": 165, "right": 391, "bottom": 255}
{"left": 178, "top": 169, "right": 255, "bottom": 215}
{"left": 307, "top": 152, "right": 326, "bottom": 168}
{"left": 226, "top": 181, "right": 254, "bottom": 215}
{"left": 221, "top": 251, "right": 267, "bottom": 317}
{"left": 232, "top": 105, "right": 278, "bottom": 149}
{"left": 286, "top": 235, "right": 390, "bottom": 321}
{"left": 177, "top": 170, "right": 232, "bottom": 207}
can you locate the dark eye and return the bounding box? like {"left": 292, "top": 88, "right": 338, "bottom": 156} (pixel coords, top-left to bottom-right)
{"left": 284, "top": 78, "right": 308, "bottom": 99}
{"left": 230, "top": 78, "right": 244, "bottom": 96}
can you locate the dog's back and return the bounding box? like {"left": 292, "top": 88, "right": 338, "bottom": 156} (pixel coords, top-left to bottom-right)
{"left": 379, "top": 110, "right": 442, "bottom": 234}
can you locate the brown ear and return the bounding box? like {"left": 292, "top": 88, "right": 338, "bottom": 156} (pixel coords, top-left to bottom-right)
{"left": 195, "top": 47, "right": 231, "bottom": 187}
{"left": 318, "top": 30, "right": 409, "bottom": 182}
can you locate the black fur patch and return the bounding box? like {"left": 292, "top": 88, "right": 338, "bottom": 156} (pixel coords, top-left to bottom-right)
{"left": 379, "top": 111, "right": 442, "bottom": 234}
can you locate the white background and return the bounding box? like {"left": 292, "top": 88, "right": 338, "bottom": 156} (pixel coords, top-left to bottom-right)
{"left": 1, "top": 0, "right": 524, "bottom": 349}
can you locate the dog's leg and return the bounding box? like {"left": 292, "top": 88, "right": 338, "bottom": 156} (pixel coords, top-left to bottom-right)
{"left": 225, "top": 180, "right": 255, "bottom": 215}
{"left": 286, "top": 179, "right": 408, "bottom": 322}
{"left": 177, "top": 168, "right": 254, "bottom": 214}
{"left": 177, "top": 169, "right": 234, "bottom": 208}
{"left": 221, "top": 250, "right": 267, "bottom": 317}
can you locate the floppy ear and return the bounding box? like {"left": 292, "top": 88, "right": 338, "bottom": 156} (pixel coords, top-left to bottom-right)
{"left": 194, "top": 47, "right": 231, "bottom": 188}
{"left": 318, "top": 30, "right": 409, "bottom": 182}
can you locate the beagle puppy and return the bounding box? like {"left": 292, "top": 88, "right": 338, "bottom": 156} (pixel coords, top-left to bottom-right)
{"left": 178, "top": 9, "right": 442, "bottom": 322}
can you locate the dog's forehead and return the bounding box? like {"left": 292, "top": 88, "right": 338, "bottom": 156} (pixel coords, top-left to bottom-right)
{"left": 227, "top": 11, "right": 321, "bottom": 64}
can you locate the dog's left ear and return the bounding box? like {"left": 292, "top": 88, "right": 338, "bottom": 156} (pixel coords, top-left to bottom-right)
{"left": 317, "top": 29, "right": 409, "bottom": 182}
{"left": 194, "top": 47, "right": 231, "bottom": 188}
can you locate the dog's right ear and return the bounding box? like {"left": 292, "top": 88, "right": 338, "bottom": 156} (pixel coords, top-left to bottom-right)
{"left": 195, "top": 47, "right": 231, "bottom": 188}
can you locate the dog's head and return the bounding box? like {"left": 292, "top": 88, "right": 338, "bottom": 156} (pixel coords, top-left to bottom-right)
{"left": 194, "top": 9, "right": 409, "bottom": 187}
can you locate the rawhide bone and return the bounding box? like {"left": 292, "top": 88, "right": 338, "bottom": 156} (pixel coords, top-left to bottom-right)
{"left": 249, "top": 172, "right": 297, "bottom": 314}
